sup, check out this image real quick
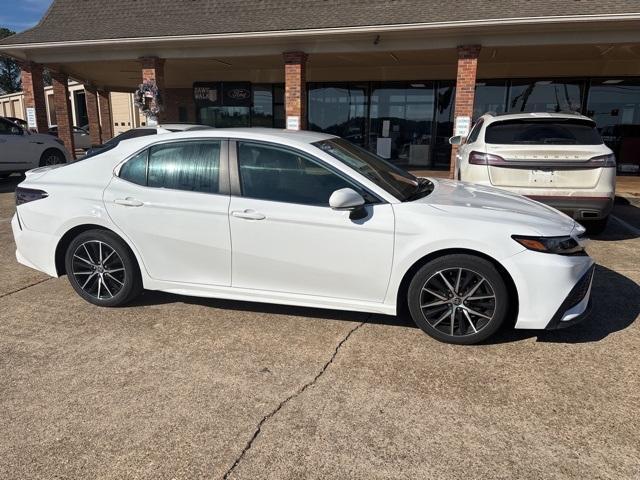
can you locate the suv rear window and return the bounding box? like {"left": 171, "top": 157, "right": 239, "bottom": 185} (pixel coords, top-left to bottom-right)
{"left": 485, "top": 119, "right": 603, "bottom": 145}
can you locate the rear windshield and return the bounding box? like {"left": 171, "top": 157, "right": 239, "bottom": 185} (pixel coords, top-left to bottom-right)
{"left": 485, "top": 119, "right": 603, "bottom": 145}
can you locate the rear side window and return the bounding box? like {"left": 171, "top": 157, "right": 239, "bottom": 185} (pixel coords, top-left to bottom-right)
{"left": 485, "top": 119, "right": 603, "bottom": 145}
{"left": 119, "top": 141, "right": 221, "bottom": 194}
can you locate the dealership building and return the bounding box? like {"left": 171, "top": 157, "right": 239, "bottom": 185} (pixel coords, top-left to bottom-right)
{"left": 1, "top": 0, "right": 639, "bottom": 174}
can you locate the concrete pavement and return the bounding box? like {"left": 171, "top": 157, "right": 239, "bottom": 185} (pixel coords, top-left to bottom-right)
{"left": 0, "top": 175, "right": 638, "bottom": 479}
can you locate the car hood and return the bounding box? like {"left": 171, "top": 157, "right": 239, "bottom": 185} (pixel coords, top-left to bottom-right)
{"left": 417, "top": 178, "right": 582, "bottom": 237}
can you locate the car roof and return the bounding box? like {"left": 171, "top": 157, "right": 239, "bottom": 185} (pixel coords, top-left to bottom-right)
{"left": 108, "top": 127, "right": 338, "bottom": 153}
{"left": 480, "top": 111, "right": 594, "bottom": 123}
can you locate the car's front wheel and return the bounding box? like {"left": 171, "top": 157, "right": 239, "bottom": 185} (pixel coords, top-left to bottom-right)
{"left": 64, "top": 229, "right": 142, "bottom": 307}
{"left": 407, "top": 254, "right": 509, "bottom": 344}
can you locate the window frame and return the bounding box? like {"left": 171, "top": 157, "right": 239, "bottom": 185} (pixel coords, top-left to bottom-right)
{"left": 115, "top": 138, "right": 230, "bottom": 196}
{"left": 228, "top": 139, "right": 385, "bottom": 207}
{"left": 466, "top": 119, "right": 484, "bottom": 144}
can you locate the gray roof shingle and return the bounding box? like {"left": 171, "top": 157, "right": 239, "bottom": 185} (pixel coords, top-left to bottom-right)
{"left": 2, "top": 0, "right": 639, "bottom": 45}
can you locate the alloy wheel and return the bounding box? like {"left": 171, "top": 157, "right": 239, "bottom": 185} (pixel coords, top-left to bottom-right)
{"left": 419, "top": 267, "right": 496, "bottom": 337}
{"left": 71, "top": 240, "right": 126, "bottom": 300}
{"left": 43, "top": 153, "right": 62, "bottom": 166}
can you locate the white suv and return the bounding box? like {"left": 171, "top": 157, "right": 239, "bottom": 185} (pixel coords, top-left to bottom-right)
{"left": 0, "top": 116, "right": 71, "bottom": 178}
{"left": 451, "top": 112, "right": 616, "bottom": 233}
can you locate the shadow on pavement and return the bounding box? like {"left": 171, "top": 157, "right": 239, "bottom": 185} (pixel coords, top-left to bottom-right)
{"left": 130, "top": 265, "right": 637, "bottom": 345}
{"left": 0, "top": 175, "right": 23, "bottom": 194}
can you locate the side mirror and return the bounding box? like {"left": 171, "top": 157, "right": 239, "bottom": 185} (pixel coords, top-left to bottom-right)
{"left": 329, "top": 188, "right": 365, "bottom": 211}
{"left": 449, "top": 135, "right": 465, "bottom": 146}
{"left": 11, "top": 126, "right": 23, "bottom": 136}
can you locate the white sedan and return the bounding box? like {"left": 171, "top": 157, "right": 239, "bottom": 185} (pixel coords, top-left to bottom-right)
{"left": 12, "top": 129, "right": 594, "bottom": 344}
{"left": 1, "top": 116, "right": 71, "bottom": 178}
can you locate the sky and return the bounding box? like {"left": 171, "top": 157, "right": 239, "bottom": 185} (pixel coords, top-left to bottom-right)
{"left": 1, "top": 0, "right": 53, "bottom": 33}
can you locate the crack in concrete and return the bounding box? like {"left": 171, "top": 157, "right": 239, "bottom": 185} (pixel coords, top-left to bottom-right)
{"left": 0, "top": 277, "right": 53, "bottom": 299}
{"left": 221, "top": 317, "right": 368, "bottom": 480}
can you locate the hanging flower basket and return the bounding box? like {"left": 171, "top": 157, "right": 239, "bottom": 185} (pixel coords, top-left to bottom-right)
{"left": 134, "top": 80, "right": 163, "bottom": 118}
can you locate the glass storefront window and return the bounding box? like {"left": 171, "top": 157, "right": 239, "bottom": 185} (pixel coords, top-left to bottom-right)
{"left": 474, "top": 81, "right": 508, "bottom": 119}
{"left": 508, "top": 79, "right": 585, "bottom": 113}
{"left": 433, "top": 82, "right": 456, "bottom": 169}
{"left": 308, "top": 83, "right": 367, "bottom": 146}
{"left": 587, "top": 79, "right": 640, "bottom": 174}
{"left": 368, "top": 82, "right": 435, "bottom": 166}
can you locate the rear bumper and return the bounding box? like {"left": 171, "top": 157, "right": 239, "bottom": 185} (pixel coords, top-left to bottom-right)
{"left": 12, "top": 213, "right": 59, "bottom": 277}
{"left": 525, "top": 195, "right": 614, "bottom": 221}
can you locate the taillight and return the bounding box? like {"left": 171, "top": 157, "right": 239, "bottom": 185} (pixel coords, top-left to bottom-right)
{"left": 16, "top": 187, "right": 48, "bottom": 206}
{"left": 468, "top": 151, "right": 507, "bottom": 166}
{"left": 586, "top": 154, "right": 616, "bottom": 168}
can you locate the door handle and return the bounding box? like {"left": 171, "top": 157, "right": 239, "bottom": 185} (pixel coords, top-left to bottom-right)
{"left": 231, "top": 209, "right": 266, "bottom": 220}
{"left": 114, "top": 198, "right": 144, "bottom": 207}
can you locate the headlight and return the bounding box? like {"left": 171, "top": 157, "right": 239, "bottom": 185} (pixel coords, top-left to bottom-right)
{"left": 512, "top": 235, "right": 585, "bottom": 255}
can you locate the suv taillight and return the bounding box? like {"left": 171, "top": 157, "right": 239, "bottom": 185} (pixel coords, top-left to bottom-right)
{"left": 16, "top": 187, "right": 48, "bottom": 206}
{"left": 586, "top": 154, "right": 616, "bottom": 168}
{"left": 469, "top": 151, "right": 507, "bottom": 166}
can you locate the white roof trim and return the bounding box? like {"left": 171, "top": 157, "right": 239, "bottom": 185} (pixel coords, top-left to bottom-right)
{"left": 1, "top": 13, "right": 639, "bottom": 50}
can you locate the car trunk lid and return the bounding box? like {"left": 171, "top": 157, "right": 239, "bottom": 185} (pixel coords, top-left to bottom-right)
{"left": 487, "top": 144, "right": 604, "bottom": 189}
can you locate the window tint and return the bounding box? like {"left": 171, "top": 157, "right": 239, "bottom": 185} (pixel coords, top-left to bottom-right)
{"left": 466, "top": 120, "right": 483, "bottom": 143}
{"left": 485, "top": 119, "right": 603, "bottom": 145}
{"left": 237, "top": 142, "right": 356, "bottom": 206}
{"left": 119, "top": 150, "right": 147, "bottom": 186}
{"left": 0, "top": 118, "right": 19, "bottom": 135}
{"left": 148, "top": 141, "right": 221, "bottom": 193}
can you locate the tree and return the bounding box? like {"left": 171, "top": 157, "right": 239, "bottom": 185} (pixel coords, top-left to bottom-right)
{"left": 0, "top": 28, "right": 21, "bottom": 95}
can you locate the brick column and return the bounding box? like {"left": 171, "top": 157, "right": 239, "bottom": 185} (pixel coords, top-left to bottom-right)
{"left": 19, "top": 61, "right": 48, "bottom": 132}
{"left": 283, "top": 51, "right": 308, "bottom": 130}
{"left": 84, "top": 85, "right": 102, "bottom": 145}
{"left": 50, "top": 71, "right": 76, "bottom": 155}
{"left": 139, "top": 56, "right": 165, "bottom": 123}
{"left": 97, "top": 90, "right": 113, "bottom": 141}
{"left": 450, "top": 45, "right": 481, "bottom": 178}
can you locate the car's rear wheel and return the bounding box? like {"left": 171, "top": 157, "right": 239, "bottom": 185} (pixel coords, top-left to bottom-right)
{"left": 584, "top": 216, "right": 608, "bottom": 235}
{"left": 407, "top": 254, "right": 509, "bottom": 345}
{"left": 64, "top": 230, "right": 142, "bottom": 307}
{"left": 39, "top": 148, "right": 66, "bottom": 167}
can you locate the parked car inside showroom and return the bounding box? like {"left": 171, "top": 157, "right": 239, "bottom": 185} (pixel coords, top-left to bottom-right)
{"left": 0, "top": 116, "right": 71, "bottom": 178}
{"left": 12, "top": 128, "right": 594, "bottom": 345}
{"left": 451, "top": 112, "right": 616, "bottom": 234}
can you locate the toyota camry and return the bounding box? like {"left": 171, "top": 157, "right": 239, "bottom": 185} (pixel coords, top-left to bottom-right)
{"left": 12, "top": 129, "right": 594, "bottom": 344}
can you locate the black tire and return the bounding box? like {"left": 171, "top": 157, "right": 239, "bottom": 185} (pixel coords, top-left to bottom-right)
{"left": 39, "top": 148, "right": 66, "bottom": 167}
{"left": 64, "top": 229, "right": 142, "bottom": 307}
{"left": 584, "top": 217, "right": 608, "bottom": 235}
{"left": 407, "top": 254, "right": 509, "bottom": 345}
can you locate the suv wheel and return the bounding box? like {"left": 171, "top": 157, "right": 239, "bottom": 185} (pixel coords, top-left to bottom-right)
{"left": 407, "top": 254, "right": 509, "bottom": 345}
{"left": 65, "top": 230, "right": 142, "bottom": 307}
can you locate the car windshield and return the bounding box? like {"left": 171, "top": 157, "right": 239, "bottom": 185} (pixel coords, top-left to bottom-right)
{"left": 485, "top": 118, "right": 603, "bottom": 145}
{"left": 313, "top": 138, "right": 424, "bottom": 201}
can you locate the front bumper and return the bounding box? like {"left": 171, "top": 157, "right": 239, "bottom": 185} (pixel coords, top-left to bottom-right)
{"left": 504, "top": 248, "right": 595, "bottom": 330}
{"left": 545, "top": 265, "right": 595, "bottom": 330}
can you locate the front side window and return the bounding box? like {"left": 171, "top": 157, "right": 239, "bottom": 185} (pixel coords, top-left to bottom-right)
{"left": 237, "top": 141, "right": 361, "bottom": 206}
{"left": 118, "top": 141, "right": 221, "bottom": 194}
{"left": 485, "top": 119, "right": 603, "bottom": 145}
{"left": 314, "top": 138, "right": 418, "bottom": 201}
{"left": 0, "top": 118, "right": 20, "bottom": 135}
